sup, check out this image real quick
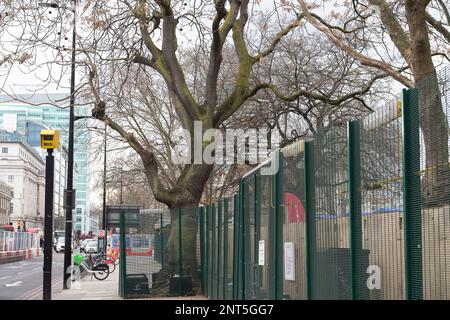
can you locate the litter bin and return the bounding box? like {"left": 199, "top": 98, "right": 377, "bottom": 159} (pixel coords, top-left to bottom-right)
{"left": 169, "top": 274, "right": 193, "bottom": 296}
{"left": 126, "top": 274, "right": 150, "bottom": 295}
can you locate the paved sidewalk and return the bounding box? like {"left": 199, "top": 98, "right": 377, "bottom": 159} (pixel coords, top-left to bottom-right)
{"left": 52, "top": 266, "right": 121, "bottom": 300}
{"left": 51, "top": 266, "right": 207, "bottom": 300}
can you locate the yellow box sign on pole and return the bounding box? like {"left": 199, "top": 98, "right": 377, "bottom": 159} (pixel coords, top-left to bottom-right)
{"left": 40, "top": 130, "right": 60, "bottom": 149}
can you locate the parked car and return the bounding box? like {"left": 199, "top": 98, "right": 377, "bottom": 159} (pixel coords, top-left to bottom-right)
{"left": 84, "top": 240, "right": 98, "bottom": 253}
{"left": 54, "top": 237, "right": 73, "bottom": 253}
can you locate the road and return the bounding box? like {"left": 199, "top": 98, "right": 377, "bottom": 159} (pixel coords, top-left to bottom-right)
{"left": 0, "top": 253, "right": 65, "bottom": 300}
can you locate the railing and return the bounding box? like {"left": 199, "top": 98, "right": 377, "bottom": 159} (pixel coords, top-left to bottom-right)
{"left": 200, "top": 65, "right": 450, "bottom": 300}
{"left": 0, "top": 230, "right": 40, "bottom": 252}
{"left": 118, "top": 65, "right": 450, "bottom": 300}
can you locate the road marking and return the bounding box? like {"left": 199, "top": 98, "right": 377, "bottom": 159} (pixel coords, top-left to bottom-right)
{"left": 0, "top": 276, "right": 11, "bottom": 280}
{"left": 17, "top": 272, "right": 23, "bottom": 275}
{"left": 5, "top": 281, "right": 23, "bottom": 287}
{"left": 16, "top": 277, "right": 64, "bottom": 300}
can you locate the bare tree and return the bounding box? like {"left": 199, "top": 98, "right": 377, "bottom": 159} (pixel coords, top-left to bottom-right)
{"left": 0, "top": 0, "right": 391, "bottom": 285}
{"left": 296, "top": 0, "right": 450, "bottom": 207}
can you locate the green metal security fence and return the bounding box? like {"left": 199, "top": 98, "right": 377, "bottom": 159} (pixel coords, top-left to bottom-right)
{"left": 200, "top": 65, "right": 450, "bottom": 300}
{"left": 119, "top": 65, "right": 450, "bottom": 300}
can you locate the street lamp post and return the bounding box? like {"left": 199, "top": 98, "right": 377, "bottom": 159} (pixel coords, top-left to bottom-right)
{"left": 39, "top": 0, "right": 78, "bottom": 290}
{"left": 102, "top": 123, "right": 107, "bottom": 255}
{"left": 92, "top": 124, "right": 108, "bottom": 256}
{"left": 63, "top": 0, "right": 77, "bottom": 290}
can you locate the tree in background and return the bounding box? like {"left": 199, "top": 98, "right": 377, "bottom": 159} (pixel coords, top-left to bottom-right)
{"left": 296, "top": 0, "right": 450, "bottom": 207}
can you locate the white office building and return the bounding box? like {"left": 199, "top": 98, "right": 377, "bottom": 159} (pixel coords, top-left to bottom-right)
{"left": 0, "top": 131, "right": 45, "bottom": 229}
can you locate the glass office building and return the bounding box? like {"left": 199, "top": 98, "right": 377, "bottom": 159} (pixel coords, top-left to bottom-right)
{"left": 0, "top": 93, "right": 91, "bottom": 232}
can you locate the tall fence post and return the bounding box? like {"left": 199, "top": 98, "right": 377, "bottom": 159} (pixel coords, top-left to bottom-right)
{"left": 275, "top": 150, "right": 284, "bottom": 300}
{"left": 268, "top": 159, "right": 276, "bottom": 299}
{"left": 348, "top": 121, "right": 364, "bottom": 300}
{"left": 223, "top": 198, "right": 229, "bottom": 300}
{"left": 254, "top": 172, "right": 261, "bottom": 298}
{"left": 178, "top": 208, "right": 183, "bottom": 295}
{"left": 205, "top": 205, "right": 210, "bottom": 298}
{"left": 304, "top": 140, "right": 316, "bottom": 300}
{"left": 239, "top": 179, "right": 246, "bottom": 300}
{"left": 160, "top": 212, "right": 165, "bottom": 268}
{"left": 217, "top": 200, "right": 222, "bottom": 299}
{"left": 232, "top": 194, "right": 239, "bottom": 300}
{"left": 212, "top": 203, "right": 217, "bottom": 300}
{"left": 244, "top": 176, "right": 252, "bottom": 299}
{"left": 199, "top": 207, "right": 205, "bottom": 294}
{"left": 119, "top": 209, "right": 127, "bottom": 298}
{"left": 402, "top": 88, "right": 423, "bottom": 300}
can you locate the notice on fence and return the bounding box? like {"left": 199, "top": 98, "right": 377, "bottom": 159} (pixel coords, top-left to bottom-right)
{"left": 258, "top": 240, "right": 265, "bottom": 266}
{"left": 284, "top": 242, "right": 295, "bottom": 281}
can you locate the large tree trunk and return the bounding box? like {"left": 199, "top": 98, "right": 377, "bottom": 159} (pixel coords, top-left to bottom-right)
{"left": 416, "top": 73, "right": 450, "bottom": 207}
{"left": 406, "top": 1, "right": 450, "bottom": 207}
{"left": 147, "top": 163, "right": 214, "bottom": 290}
{"left": 164, "top": 206, "right": 199, "bottom": 281}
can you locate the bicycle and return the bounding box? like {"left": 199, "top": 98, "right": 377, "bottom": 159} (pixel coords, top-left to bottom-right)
{"left": 95, "top": 253, "right": 116, "bottom": 273}
{"left": 71, "top": 253, "right": 110, "bottom": 281}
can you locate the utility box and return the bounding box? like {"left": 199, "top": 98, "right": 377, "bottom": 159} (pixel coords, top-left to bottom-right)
{"left": 126, "top": 274, "right": 150, "bottom": 295}
{"left": 169, "top": 275, "right": 193, "bottom": 296}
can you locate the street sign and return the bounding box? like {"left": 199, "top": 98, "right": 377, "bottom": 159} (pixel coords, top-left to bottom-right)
{"left": 99, "top": 230, "right": 105, "bottom": 238}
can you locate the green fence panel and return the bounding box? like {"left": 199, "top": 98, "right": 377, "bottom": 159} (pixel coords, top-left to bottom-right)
{"left": 254, "top": 172, "right": 263, "bottom": 299}
{"left": 311, "top": 125, "right": 351, "bottom": 300}
{"left": 416, "top": 66, "right": 450, "bottom": 299}
{"left": 360, "top": 96, "right": 405, "bottom": 300}
{"left": 281, "top": 143, "right": 308, "bottom": 300}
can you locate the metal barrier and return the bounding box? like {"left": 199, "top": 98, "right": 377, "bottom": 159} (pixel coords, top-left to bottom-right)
{"left": 0, "top": 230, "right": 40, "bottom": 252}
{"left": 200, "top": 65, "right": 450, "bottom": 300}
{"left": 119, "top": 207, "right": 200, "bottom": 298}
{"left": 121, "top": 65, "right": 450, "bottom": 300}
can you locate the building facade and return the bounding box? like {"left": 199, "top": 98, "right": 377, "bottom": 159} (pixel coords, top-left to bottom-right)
{"left": 0, "top": 180, "right": 12, "bottom": 225}
{"left": 0, "top": 94, "right": 91, "bottom": 232}
{"left": 0, "top": 131, "right": 45, "bottom": 229}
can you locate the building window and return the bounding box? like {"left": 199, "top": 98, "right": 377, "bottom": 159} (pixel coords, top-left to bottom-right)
{"left": 1, "top": 147, "right": 7, "bottom": 153}
{"left": 8, "top": 175, "right": 14, "bottom": 183}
